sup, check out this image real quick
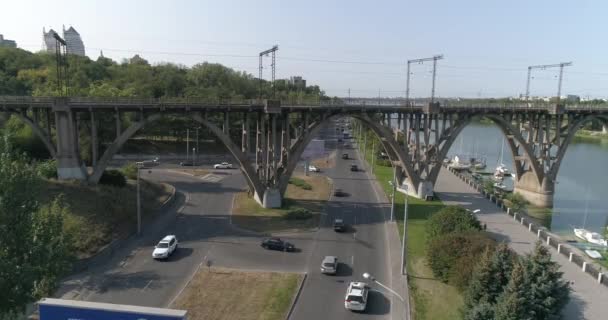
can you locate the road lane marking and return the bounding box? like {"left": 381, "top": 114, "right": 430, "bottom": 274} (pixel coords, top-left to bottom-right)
{"left": 351, "top": 255, "right": 354, "bottom": 266}
{"left": 141, "top": 280, "right": 153, "bottom": 292}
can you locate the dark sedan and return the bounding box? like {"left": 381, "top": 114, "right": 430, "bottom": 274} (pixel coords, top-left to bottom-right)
{"left": 261, "top": 237, "right": 295, "bottom": 252}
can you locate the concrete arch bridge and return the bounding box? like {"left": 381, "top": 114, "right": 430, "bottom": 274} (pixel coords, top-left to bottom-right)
{"left": 1, "top": 96, "right": 607, "bottom": 208}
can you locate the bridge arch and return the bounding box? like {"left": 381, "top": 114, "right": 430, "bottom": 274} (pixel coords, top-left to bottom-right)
{"left": 88, "top": 112, "right": 266, "bottom": 202}
{"left": 276, "top": 112, "right": 422, "bottom": 198}
{"left": 7, "top": 111, "right": 57, "bottom": 159}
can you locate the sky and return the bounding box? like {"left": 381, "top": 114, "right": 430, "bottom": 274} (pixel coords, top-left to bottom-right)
{"left": 1, "top": 0, "right": 607, "bottom": 98}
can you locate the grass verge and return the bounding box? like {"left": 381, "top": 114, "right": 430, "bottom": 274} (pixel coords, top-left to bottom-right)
{"left": 173, "top": 268, "right": 302, "bottom": 320}
{"left": 174, "top": 168, "right": 211, "bottom": 177}
{"left": 40, "top": 178, "right": 172, "bottom": 259}
{"left": 232, "top": 174, "right": 331, "bottom": 233}
{"left": 355, "top": 129, "right": 463, "bottom": 320}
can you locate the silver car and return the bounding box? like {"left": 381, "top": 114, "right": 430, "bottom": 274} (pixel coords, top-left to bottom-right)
{"left": 321, "top": 256, "right": 338, "bottom": 274}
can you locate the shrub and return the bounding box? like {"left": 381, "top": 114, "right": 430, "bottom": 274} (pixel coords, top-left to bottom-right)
{"left": 99, "top": 169, "right": 127, "bottom": 187}
{"left": 36, "top": 159, "right": 57, "bottom": 179}
{"left": 288, "top": 177, "right": 312, "bottom": 190}
{"left": 426, "top": 232, "right": 496, "bottom": 285}
{"left": 121, "top": 162, "right": 138, "bottom": 180}
{"left": 483, "top": 179, "right": 495, "bottom": 194}
{"left": 376, "top": 159, "right": 392, "bottom": 167}
{"left": 504, "top": 192, "right": 528, "bottom": 213}
{"left": 284, "top": 207, "right": 312, "bottom": 220}
{"left": 427, "top": 206, "right": 481, "bottom": 240}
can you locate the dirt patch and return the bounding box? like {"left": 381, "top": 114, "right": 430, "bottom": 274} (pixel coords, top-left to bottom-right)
{"left": 172, "top": 267, "right": 302, "bottom": 320}
{"left": 310, "top": 151, "right": 336, "bottom": 169}
{"left": 40, "top": 178, "right": 172, "bottom": 259}
{"left": 232, "top": 174, "right": 331, "bottom": 233}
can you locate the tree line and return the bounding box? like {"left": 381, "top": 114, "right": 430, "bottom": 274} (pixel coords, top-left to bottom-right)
{"left": 0, "top": 47, "right": 329, "bottom": 161}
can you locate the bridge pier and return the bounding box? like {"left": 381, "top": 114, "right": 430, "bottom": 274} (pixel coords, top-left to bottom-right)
{"left": 513, "top": 172, "right": 554, "bottom": 208}
{"left": 603, "top": 124, "right": 607, "bottom": 134}
{"left": 53, "top": 102, "right": 87, "bottom": 180}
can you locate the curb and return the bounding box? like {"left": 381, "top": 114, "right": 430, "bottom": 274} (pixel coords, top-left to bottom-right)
{"left": 285, "top": 273, "right": 307, "bottom": 320}
{"left": 167, "top": 260, "right": 205, "bottom": 307}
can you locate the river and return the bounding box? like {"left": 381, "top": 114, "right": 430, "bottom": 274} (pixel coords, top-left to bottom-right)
{"left": 445, "top": 122, "right": 608, "bottom": 239}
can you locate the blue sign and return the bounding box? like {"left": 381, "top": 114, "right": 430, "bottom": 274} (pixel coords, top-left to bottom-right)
{"left": 39, "top": 300, "right": 187, "bottom": 320}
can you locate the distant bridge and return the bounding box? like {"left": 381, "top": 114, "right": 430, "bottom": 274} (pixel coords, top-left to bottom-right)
{"left": 1, "top": 96, "right": 607, "bottom": 208}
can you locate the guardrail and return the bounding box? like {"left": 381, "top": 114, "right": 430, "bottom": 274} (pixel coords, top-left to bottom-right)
{"left": 1, "top": 96, "right": 608, "bottom": 112}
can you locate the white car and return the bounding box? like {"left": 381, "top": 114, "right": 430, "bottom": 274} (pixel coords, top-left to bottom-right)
{"left": 213, "top": 162, "right": 233, "bottom": 169}
{"left": 308, "top": 165, "right": 320, "bottom": 172}
{"left": 344, "top": 281, "right": 369, "bottom": 311}
{"left": 152, "top": 235, "right": 178, "bottom": 260}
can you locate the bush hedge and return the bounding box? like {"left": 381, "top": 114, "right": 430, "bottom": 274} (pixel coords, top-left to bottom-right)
{"left": 288, "top": 177, "right": 312, "bottom": 190}
{"left": 284, "top": 207, "right": 312, "bottom": 220}
{"left": 427, "top": 206, "right": 482, "bottom": 240}
{"left": 427, "top": 232, "right": 496, "bottom": 287}
{"left": 121, "top": 162, "right": 138, "bottom": 180}
{"left": 99, "top": 169, "right": 127, "bottom": 187}
{"left": 36, "top": 159, "right": 57, "bottom": 179}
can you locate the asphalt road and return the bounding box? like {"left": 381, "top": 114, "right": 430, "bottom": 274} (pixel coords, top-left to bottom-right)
{"left": 290, "top": 122, "right": 393, "bottom": 320}
{"left": 57, "top": 118, "right": 394, "bottom": 319}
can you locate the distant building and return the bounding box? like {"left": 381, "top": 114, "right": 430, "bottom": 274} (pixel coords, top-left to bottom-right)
{"left": 566, "top": 94, "right": 580, "bottom": 102}
{"left": 0, "top": 34, "right": 17, "bottom": 48}
{"left": 289, "top": 76, "right": 306, "bottom": 89}
{"left": 42, "top": 26, "right": 85, "bottom": 56}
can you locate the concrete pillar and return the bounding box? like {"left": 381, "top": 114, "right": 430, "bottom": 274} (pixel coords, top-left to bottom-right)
{"left": 54, "top": 103, "right": 87, "bottom": 180}
{"left": 582, "top": 262, "right": 587, "bottom": 272}
{"left": 598, "top": 273, "right": 603, "bottom": 284}
{"left": 569, "top": 252, "right": 573, "bottom": 261}
{"left": 262, "top": 188, "right": 281, "bottom": 208}
{"left": 603, "top": 124, "right": 607, "bottom": 134}
{"left": 557, "top": 243, "right": 562, "bottom": 253}
{"left": 513, "top": 172, "right": 554, "bottom": 208}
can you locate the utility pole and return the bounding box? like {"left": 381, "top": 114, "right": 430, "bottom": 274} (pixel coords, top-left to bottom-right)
{"left": 401, "top": 186, "right": 409, "bottom": 275}
{"left": 259, "top": 45, "right": 279, "bottom": 98}
{"left": 406, "top": 55, "right": 444, "bottom": 104}
{"left": 196, "top": 127, "right": 199, "bottom": 166}
{"left": 525, "top": 62, "right": 572, "bottom": 102}
{"left": 186, "top": 129, "right": 189, "bottom": 163}
{"left": 136, "top": 163, "right": 142, "bottom": 235}
{"left": 371, "top": 139, "right": 376, "bottom": 174}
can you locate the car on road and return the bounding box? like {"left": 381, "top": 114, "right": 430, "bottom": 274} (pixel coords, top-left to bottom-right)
{"left": 213, "top": 162, "right": 233, "bottom": 169}
{"left": 321, "top": 256, "right": 338, "bottom": 274}
{"left": 152, "top": 235, "right": 178, "bottom": 260}
{"left": 350, "top": 164, "right": 358, "bottom": 171}
{"left": 342, "top": 153, "right": 349, "bottom": 159}
{"left": 136, "top": 157, "right": 160, "bottom": 168}
{"left": 261, "top": 237, "right": 295, "bottom": 252}
{"left": 333, "top": 188, "right": 347, "bottom": 197}
{"left": 345, "top": 281, "right": 369, "bottom": 311}
{"left": 308, "top": 165, "right": 320, "bottom": 172}
{"left": 179, "top": 160, "right": 196, "bottom": 166}
{"left": 333, "top": 218, "right": 346, "bottom": 232}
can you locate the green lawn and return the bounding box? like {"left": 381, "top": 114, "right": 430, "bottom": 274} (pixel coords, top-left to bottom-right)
{"left": 355, "top": 128, "right": 463, "bottom": 320}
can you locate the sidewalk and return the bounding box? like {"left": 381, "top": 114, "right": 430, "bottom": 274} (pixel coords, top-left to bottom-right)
{"left": 435, "top": 168, "right": 608, "bottom": 320}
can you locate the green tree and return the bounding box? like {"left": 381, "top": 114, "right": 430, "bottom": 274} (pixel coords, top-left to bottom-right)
{"left": 464, "top": 302, "right": 495, "bottom": 320}
{"left": 426, "top": 232, "right": 495, "bottom": 284}
{"left": 427, "top": 206, "right": 482, "bottom": 240}
{"left": 0, "top": 137, "right": 73, "bottom": 313}
{"left": 463, "top": 243, "right": 515, "bottom": 316}
{"left": 494, "top": 262, "right": 531, "bottom": 320}
{"left": 524, "top": 242, "right": 570, "bottom": 320}
{"left": 505, "top": 192, "right": 529, "bottom": 213}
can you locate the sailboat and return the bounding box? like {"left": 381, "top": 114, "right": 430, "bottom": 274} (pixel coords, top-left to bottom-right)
{"left": 449, "top": 136, "right": 471, "bottom": 170}
{"left": 574, "top": 189, "right": 608, "bottom": 246}
{"left": 495, "top": 138, "right": 510, "bottom": 176}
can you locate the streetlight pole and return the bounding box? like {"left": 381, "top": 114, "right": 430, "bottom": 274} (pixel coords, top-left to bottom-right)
{"left": 136, "top": 163, "right": 142, "bottom": 236}
{"left": 401, "top": 186, "right": 409, "bottom": 275}
{"left": 362, "top": 272, "right": 408, "bottom": 319}
{"left": 390, "top": 166, "right": 396, "bottom": 221}
{"left": 186, "top": 129, "right": 190, "bottom": 163}
{"left": 196, "top": 127, "right": 199, "bottom": 165}
{"left": 371, "top": 139, "right": 375, "bottom": 174}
